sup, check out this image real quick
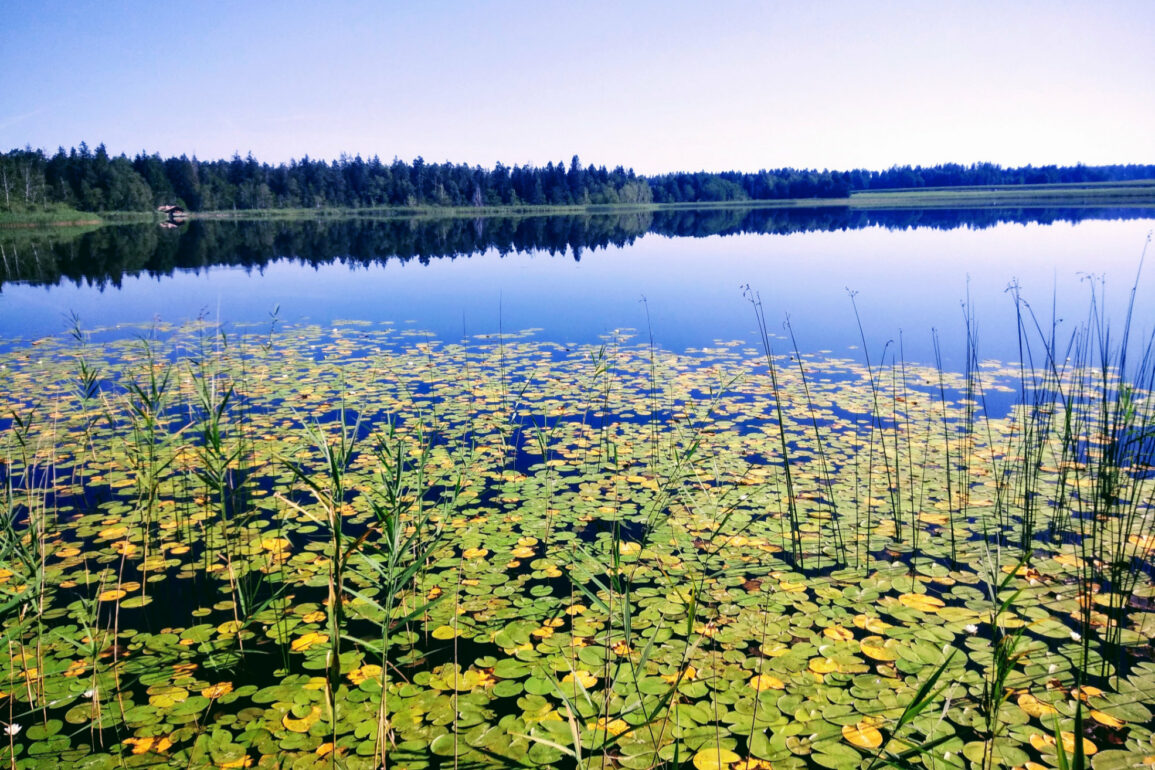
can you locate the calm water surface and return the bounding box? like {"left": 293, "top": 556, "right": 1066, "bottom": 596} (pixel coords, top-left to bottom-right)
{"left": 2, "top": 207, "right": 1152, "bottom": 366}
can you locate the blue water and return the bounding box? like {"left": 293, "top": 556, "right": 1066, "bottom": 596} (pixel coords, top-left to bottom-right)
{"left": 1, "top": 212, "right": 1152, "bottom": 368}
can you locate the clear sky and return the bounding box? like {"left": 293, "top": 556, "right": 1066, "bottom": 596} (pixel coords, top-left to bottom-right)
{"left": 2, "top": 0, "right": 1152, "bottom": 174}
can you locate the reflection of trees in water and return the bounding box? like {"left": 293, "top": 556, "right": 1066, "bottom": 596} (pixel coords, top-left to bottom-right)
{"left": 2, "top": 206, "right": 1152, "bottom": 288}
{"left": 648, "top": 206, "right": 1155, "bottom": 237}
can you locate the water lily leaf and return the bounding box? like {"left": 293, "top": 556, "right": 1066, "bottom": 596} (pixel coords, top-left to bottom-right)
{"left": 1089, "top": 710, "right": 1125, "bottom": 728}
{"left": 809, "top": 657, "right": 840, "bottom": 674}
{"left": 853, "top": 615, "right": 891, "bottom": 633}
{"left": 962, "top": 739, "right": 1029, "bottom": 765}
{"left": 842, "top": 720, "right": 883, "bottom": 748}
{"left": 282, "top": 705, "right": 322, "bottom": 733}
{"left": 432, "top": 625, "right": 459, "bottom": 640}
{"left": 1016, "top": 693, "right": 1058, "bottom": 718}
{"left": 120, "top": 592, "right": 154, "bottom": 609}
{"left": 692, "top": 747, "right": 740, "bottom": 770}
{"left": 291, "top": 631, "right": 328, "bottom": 652}
{"left": 493, "top": 659, "right": 530, "bottom": 679}
{"left": 748, "top": 674, "right": 786, "bottom": 692}
{"left": 201, "top": 682, "right": 234, "bottom": 699}
{"left": 122, "top": 735, "right": 173, "bottom": 755}
{"left": 1030, "top": 731, "right": 1097, "bottom": 756}
{"left": 897, "top": 593, "right": 945, "bottom": 613}
{"left": 1092, "top": 750, "right": 1151, "bottom": 769}
{"left": 823, "top": 626, "right": 854, "bottom": 642}
{"left": 148, "top": 686, "right": 189, "bottom": 708}
{"left": 562, "top": 670, "right": 597, "bottom": 689}
{"left": 859, "top": 636, "right": 899, "bottom": 662}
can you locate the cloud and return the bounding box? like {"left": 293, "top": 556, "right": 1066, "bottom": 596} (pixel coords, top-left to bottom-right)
{"left": 0, "top": 107, "right": 47, "bottom": 133}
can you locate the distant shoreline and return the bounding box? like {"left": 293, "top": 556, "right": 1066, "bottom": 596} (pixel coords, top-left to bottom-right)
{"left": 0, "top": 219, "right": 104, "bottom": 228}
{"left": 3, "top": 180, "right": 1154, "bottom": 227}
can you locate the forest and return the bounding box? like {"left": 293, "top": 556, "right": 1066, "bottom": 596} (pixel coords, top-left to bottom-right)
{"left": 2, "top": 142, "right": 1154, "bottom": 213}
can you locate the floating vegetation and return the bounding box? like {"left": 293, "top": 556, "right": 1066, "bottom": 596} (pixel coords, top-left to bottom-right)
{"left": 0, "top": 308, "right": 1153, "bottom": 769}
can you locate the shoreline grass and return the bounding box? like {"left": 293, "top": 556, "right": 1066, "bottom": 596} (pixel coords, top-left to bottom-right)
{"left": 0, "top": 205, "right": 103, "bottom": 228}
{"left": 849, "top": 180, "right": 1155, "bottom": 208}
{"left": 165, "top": 181, "right": 1155, "bottom": 221}
{"left": 2, "top": 179, "right": 1153, "bottom": 228}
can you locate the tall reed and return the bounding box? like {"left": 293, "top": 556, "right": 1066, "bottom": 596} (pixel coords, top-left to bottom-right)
{"left": 745, "top": 286, "right": 803, "bottom": 567}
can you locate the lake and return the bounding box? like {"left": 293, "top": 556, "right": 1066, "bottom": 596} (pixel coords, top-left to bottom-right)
{"left": 3, "top": 206, "right": 1154, "bottom": 367}
{"left": 2, "top": 206, "right": 1154, "bottom": 769}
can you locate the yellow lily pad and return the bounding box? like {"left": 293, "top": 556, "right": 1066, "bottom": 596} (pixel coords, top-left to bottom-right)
{"left": 662, "top": 666, "right": 698, "bottom": 683}
{"left": 291, "top": 631, "right": 328, "bottom": 652}
{"left": 1017, "top": 693, "right": 1058, "bottom": 718}
{"left": 860, "top": 636, "right": 899, "bottom": 661}
{"left": 809, "top": 657, "right": 840, "bottom": 674}
{"left": 123, "top": 735, "right": 173, "bottom": 754}
{"left": 282, "top": 705, "right": 322, "bottom": 733}
{"left": 1030, "top": 732, "right": 1097, "bottom": 756}
{"left": 260, "top": 537, "right": 291, "bottom": 552}
{"left": 824, "top": 625, "right": 854, "bottom": 642}
{"left": 348, "top": 664, "right": 383, "bottom": 685}
{"left": 897, "top": 593, "right": 945, "bottom": 612}
{"left": 853, "top": 614, "right": 892, "bottom": 633}
{"left": 589, "top": 717, "right": 629, "bottom": 736}
{"left": 843, "top": 721, "right": 884, "bottom": 749}
{"left": 692, "top": 747, "right": 741, "bottom": 770}
{"left": 201, "top": 682, "right": 234, "bottom": 699}
{"left": 562, "top": 670, "right": 597, "bottom": 689}
{"left": 1090, "top": 710, "right": 1125, "bottom": 728}
{"left": 748, "top": 674, "right": 786, "bottom": 691}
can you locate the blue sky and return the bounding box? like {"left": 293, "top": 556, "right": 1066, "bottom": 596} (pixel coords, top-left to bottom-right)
{"left": 2, "top": 0, "right": 1152, "bottom": 173}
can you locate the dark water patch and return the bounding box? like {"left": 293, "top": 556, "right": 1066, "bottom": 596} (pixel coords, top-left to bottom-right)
{"left": 574, "top": 516, "right": 647, "bottom": 546}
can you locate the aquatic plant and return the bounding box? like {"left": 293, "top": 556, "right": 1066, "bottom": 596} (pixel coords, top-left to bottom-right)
{"left": 0, "top": 291, "right": 1150, "bottom": 768}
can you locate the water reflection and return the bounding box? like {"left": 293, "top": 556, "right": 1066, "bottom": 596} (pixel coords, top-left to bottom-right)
{"left": 2, "top": 206, "right": 1152, "bottom": 289}
{"left": 2, "top": 207, "right": 1153, "bottom": 366}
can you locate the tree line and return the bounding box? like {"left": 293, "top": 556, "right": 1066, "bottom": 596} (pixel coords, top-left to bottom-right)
{"left": 2, "top": 142, "right": 1153, "bottom": 213}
